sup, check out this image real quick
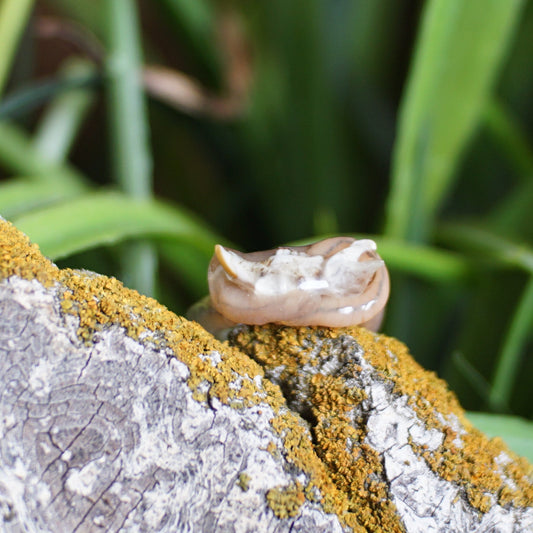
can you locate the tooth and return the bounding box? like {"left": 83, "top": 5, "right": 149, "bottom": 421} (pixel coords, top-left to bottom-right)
{"left": 215, "top": 245, "right": 259, "bottom": 285}
{"left": 215, "top": 245, "right": 238, "bottom": 278}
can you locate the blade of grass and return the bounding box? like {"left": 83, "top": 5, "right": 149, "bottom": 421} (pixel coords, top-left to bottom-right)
{"left": 488, "top": 275, "right": 533, "bottom": 412}
{"left": 466, "top": 412, "right": 533, "bottom": 462}
{"left": 12, "top": 190, "right": 219, "bottom": 299}
{"left": 439, "top": 222, "right": 533, "bottom": 412}
{"left": 438, "top": 222, "right": 533, "bottom": 274}
{"left": 156, "top": 0, "right": 219, "bottom": 83}
{"left": 105, "top": 0, "right": 151, "bottom": 198}
{"left": 12, "top": 191, "right": 219, "bottom": 261}
{"left": 0, "top": 121, "right": 87, "bottom": 185}
{"left": 373, "top": 236, "right": 471, "bottom": 284}
{"left": 385, "top": 0, "right": 525, "bottom": 242}
{"left": 482, "top": 99, "right": 533, "bottom": 234}
{"left": 33, "top": 60, "right": 97, "bottom": 163}
{"left": 290, "top": 234, "right": 472, "bottom": 284}
{"left": 451, "top": 351, "right": 491, "bottom": 402}
{"left": 105, "top": 0, "right": 155, "bottom": 295}
{"left": 0, "top": 72, "right": 98, "bottom": 120}
{"left": 0, "top": 0, "right": 34, "bottom": 97}
{"left": 484, "top": 98, "right": 533, "bottom": 181}
{"left": 438, "top": 223, "right": 533, "bottom": 411}
{"left": 489, "top": 179, "right": 533, "bottom": 236}
{"left": 0, "top": 178, "right": 86, "bottom": 218}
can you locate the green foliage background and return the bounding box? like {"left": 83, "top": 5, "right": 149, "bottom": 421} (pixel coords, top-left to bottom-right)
{"left": 0, "top": 0, "right": 532, "bottom": 457}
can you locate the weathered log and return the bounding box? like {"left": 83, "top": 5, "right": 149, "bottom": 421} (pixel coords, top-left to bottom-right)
{"left": 0, "top": 219, "right": 532, "bottom": 532}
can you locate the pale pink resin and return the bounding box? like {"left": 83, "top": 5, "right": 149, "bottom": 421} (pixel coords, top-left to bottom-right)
{"left": 204, "top": 236, "right": 389, "bottom": 333}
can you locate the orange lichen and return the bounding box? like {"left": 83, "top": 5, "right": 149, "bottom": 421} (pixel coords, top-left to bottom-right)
{"left": 266, "top": 482, "right": 306, "bottom": 519}
{"left": 2, "top": 219, "right": 532, "bottom": 530}
{"left": 231, "top": 323, "right": 533, "bottom": 523}
{"left": 232, "top": 325, "right": 405, "bottom": 531}
{"left": 0, "top": 221, "right": 59, "bottom": 286}
{"left": 352, "top": 327, "right": 533, "bottom": 511}
{"left": 0, "top": 220, "right": 279, "bottom": 411}
{"left": 0, "top": 220, "right": 359, "bottom": 529}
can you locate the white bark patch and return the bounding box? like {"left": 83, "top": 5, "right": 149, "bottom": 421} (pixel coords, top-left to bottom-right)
{"left": 0, "top": 277, "right": 346, "bottom": 532}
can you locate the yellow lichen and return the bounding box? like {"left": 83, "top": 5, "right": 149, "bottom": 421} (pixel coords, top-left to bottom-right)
{"left": 231, "top": 325, "right": 405, "bottom": 532}
{"left": 230, "top": 323, "right": 533, "bottom": 525}
{"left": 237, "top": 472, "right": 251, "bottom": 492}
{"left": 2, "top": 219, "right": 532, "bottom": 531}
{"left": 266, "top": 482, "right": 306, "bottom": 519}
{"left": 0, "top": 221, "right": 59, "bottom": 286}
{"left": 352, "top": 327, "right": 533, "bottom": 512}
{"left": 0, "top": 220, "right": 352, "bottom": 527}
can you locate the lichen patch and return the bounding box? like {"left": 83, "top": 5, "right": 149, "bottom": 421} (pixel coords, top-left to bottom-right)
{"left": 231, "top": 325, "right": 406, "bottom": 531}
{"left": 0, "top": 220, "right": 59, "bottom": 286}
{"left": 0, "top": 220, "right": 280, "bottom": 413}
{"left": 0, "top": 220, "right": 354, "bottom": 528}
{"left": 230, "top": 323, "right": 533, "bottom": 526}
{"left": 2, "top": 219, "right": 531, "bottom": 530}
{"left": 352, "top": 327, "right": 533, "bottom": 511}
{"left": 266, "top": 482, "right": 306, "bottom": 519}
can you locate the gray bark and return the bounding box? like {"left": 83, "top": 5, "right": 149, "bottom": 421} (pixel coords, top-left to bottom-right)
{"left": 0, "top": 277, "right": 344, "bottom": 533}
{"left": 0, "top": 268, "right": 531, "bottom": 532}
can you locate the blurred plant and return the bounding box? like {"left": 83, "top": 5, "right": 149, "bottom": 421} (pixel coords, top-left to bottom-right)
{"left": 0, "top": 0, "right": 532, "bottom": 454}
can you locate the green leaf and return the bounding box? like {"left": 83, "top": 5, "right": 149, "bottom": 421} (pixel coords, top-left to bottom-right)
{"left": 104, "top": 0, "right": 155, "bottom": 296}
{"left": 0, "top": 178, "right": 86, "bottom": 219}
{"left": 33, "top": 59, "right": 97, "bottom": 163}
{"left": 12, "top": 191, "right": 220, "bottom": 260}
{"left": 466, "top": 411, "right": 533, "bottom": 462}
{"left": 0, "top": 0, "right": 34, "bottom": 96}
{"left": 438, "top": 222, "right": 533, "bottom": 274}
{"left": 373, "top": 237, "right": 471, "bottom": 284}
{"left": 0, "top": 121, "right": 86, "bottom": 184}
{"left": 290, "top": 234, "right": 472, "bottom": 284}
{"left": 489, "top": 276, "right": 533, "bottom": 412}
{"left": 385, "top": 0, "right": 525, "bottom": 241}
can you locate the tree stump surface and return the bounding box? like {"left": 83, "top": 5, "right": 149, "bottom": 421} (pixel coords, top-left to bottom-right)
{"left": 0, "top": 219, "right": 532, "bottom": 532}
